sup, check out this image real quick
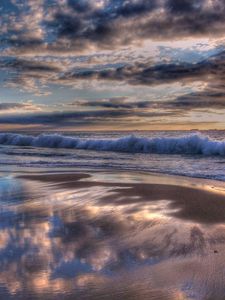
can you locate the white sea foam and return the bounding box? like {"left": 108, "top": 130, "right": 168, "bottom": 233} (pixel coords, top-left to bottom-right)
{"left": 0, "top": 132, "right": 225, "bottom": 156}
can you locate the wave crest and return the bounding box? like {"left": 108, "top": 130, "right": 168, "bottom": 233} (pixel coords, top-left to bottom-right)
{"left": 0, "top": 132, "right": 225, "bottom": 156}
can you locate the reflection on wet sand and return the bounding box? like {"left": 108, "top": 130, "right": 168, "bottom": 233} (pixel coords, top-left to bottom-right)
{"left": 0, "top": 172, "right": 225, "bottom": 299}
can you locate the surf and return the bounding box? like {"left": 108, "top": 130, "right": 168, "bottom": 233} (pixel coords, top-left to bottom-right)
{"left": 0, "top": 132, "right": 225, "bottom": 156}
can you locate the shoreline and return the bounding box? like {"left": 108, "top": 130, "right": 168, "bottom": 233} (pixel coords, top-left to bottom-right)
{"left": 16, "top": 168, "right": 225, "bottom": 189}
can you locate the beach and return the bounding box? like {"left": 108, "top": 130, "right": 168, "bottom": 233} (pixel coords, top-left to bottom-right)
{"left": 0, "top": 170, "right": 225, "bottom": 299}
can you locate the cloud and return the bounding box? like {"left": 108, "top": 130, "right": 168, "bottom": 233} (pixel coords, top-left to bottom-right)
{"left": 1, "top": 0, "right": 225, "bottom": 131}
{"left": 69, "top": 97, "right": 153, "bottom": 109}
{"left": 69, "top": 86, "right": 225, "bottom": 114}
{"left": 2, "top": 0, "right": 225, "bottom": 56}
{"left": 0, "top": 108, "right": 177, "bottom": 128}
{"left": 60, "top": 50, "right": 225, "bottom": 87}
{"left": 0, "top": 57, "right": 61, "bottom": 94}
{"left": 7, "top": 47, "right": 224, "bottom": 93}
{"left": 0, "top": 101, "right": 43, "bottom": 112}
{"left": 1, "top": 48, "right": 225, "bottom": 123}
{"left": 168, "top": 91, "right": 225, "bottom": 110}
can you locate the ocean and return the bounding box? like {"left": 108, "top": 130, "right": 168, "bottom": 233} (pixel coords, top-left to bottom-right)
{"left": 0, "top": 130, "right": 225, "bottom": 181}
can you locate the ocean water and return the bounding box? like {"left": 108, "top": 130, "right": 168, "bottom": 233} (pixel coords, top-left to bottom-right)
{"left": 0, "top": 130, "right": 225, "bottom": 181}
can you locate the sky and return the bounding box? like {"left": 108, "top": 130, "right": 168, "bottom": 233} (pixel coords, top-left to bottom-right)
{"left": 1, "top": 0, "right": 225, "bottom": 131}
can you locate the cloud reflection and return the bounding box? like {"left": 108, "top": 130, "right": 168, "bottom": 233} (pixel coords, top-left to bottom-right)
{"left": 0, "top": 173, "right": 225, "bottom": 298}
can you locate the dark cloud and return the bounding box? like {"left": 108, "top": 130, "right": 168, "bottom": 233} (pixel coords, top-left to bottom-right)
{"left": 70, "top": 97, "right": 152, "bottom": 109}
{"left": 0, "top": 57, "right": 60, "bottom": 73}
{"left": 61, "top": 50, "right": 225, "bottom": 86}
{"left": 0, "top": 57, "right": 61, "bottom": 94}
{"left": 5, "top": 49, "right": 225, "bottom": 94}
{"left": 70, "top": 87, "right": 225, "bottom": 114}
{"left": 46, "top": 0, "right": 157, "bottom": 43}
{"left": 3, "top": 50, "right": 225, "bottom": 89}
{"left": 167, "top": 0, "right": 203, "bottom": 14}
{"left": 0, "top": 109, "right": 176, "bottom": 127}
{"left": 169, "top": 91, "right": 225, "bottom": 110}
{"left": 67, "top": 0, "right": 92, "bottom": 13}
{"left": 45, "top": 0, "right": 225, "bottom": 50}
{"left": 2, "top": 0, "right": 225, "bottom": 55}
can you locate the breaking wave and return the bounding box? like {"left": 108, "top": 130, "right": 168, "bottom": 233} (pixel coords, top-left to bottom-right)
{"left": 0, "top": 132, "right": 225, "bottom": 156}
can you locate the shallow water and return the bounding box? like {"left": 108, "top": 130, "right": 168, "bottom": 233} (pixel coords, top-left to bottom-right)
{"left": 0, "top": 171, "right": 225, "bottom": 299}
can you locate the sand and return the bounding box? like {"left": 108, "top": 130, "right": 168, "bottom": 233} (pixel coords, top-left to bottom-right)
{"left": 20, "top": 171, "right": 225, "bottom": 224}
{"left": 0, "top": 171, "right": 225, "bottom": 299}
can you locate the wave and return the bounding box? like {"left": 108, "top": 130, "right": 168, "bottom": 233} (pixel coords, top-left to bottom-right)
{"left": 0, "top": 132, "right": 225, "bottom": 156}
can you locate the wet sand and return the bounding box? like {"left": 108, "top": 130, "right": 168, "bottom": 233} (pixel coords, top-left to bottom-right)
{"left": 1, "top": 171, "right": 225, "bottom": 299}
